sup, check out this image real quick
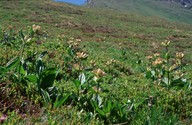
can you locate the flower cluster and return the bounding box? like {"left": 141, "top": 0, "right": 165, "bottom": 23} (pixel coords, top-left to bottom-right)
{"left": 76, "top": 52, "right": 88, "bottom": 60}
{"left": 161, "top": 40, "right": 170, "bottom": 47}
{"left": 92, "top": 68, "right": 106, "bottom": 78}
{"left": 90, "top": 60, "right": 96, "bottom": 67}
{"left": 176, "top": 52, "right": 184, "bottom": 59}
{"left": 68, "top": 38, "right": 80, "bottom": 48}
{"left": 32, "top": 24, "right": 41, "bottom": 33}
{"left": 146, "top": 55, "right": 153, "bottom": 60}
{"left": 106, "top": 59, "right": 117, "bottom": 65}
{"left": 152, "top": 57, "right": 165, "bottom": 66}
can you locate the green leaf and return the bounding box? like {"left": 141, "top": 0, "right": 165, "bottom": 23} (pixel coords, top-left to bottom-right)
{"left": 38, "top": 51, "right": 47, "bottom": 59}
{"left": 36, "top": 59, "right": 44, "bottom": 75}
{"left": 162, "top": 77, "right": 169, "bottom": 85}
{"left": 17, "top": 65, "right": 26, "bottom": 75}
{"left": 6, "top": 57, "right": 20, "bottom": 70}
{"left": 145, "top": 70, "right": 155, "bottom": 79}
{"left": 40, "top": 68, "right": 56, "bottom": 89}
{"left": 19, "top": 30, "right": 25, "bottom": 40}
{"left": 25, "top": 74, "right": 38, "bottom": 83}
{"left": 67, "top": 47, "right": 74, "bottom": 57}
{"left": 41, "top": 89, "right": 51, "bottom": 105}
{"left": 107, "top": 100, "right": 112, "bottom": 112}
{"left": 0, "top": 66, "right": 6, "bottom": 74}
{"left": 96, "top": 108, "right": 105, "bottom": 118}
{"left": 53, "top": 94, "right": 70, "bottom": 108}
{"left": 74, "top": 80, "right": 81, "bottom": 89}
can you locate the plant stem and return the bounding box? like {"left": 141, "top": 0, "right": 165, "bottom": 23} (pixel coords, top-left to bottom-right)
{"left": 18, "top": 40, "right": 25, "bottom": 82}
{"left": 166, "top": 46, "right": 170, "bottom": 88}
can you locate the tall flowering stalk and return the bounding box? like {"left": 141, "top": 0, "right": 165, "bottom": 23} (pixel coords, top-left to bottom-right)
{"left": 162, "top": 40, "right": 171, "bottom": 87}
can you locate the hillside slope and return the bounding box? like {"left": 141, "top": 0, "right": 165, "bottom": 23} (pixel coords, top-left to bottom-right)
{"left": 86, "top": 0, "right": 192, "bottom": 24}
{"left": 0, "top": 0, "right": 192, "bottom": 124}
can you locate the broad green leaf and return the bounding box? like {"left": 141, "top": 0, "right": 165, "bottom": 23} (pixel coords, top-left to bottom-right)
{"left": 74, "top": 80, "right": 81, "bottom": 89}
{"left": 25, "top": 74, "right": 38, "bottom": 83}
{"left": 40, "top": 68, "right": 56, "bottom": 89}
{"left": 107, "top": 100, "right": 112, "bottom": 112}
{"left": 96, "top": 108, "right": 105, "bottom": 118}
{"left": 17, "top": 65, "right": 26, "bottom": 75}
{"left": 6, "top": 57, "right": 20, "bottom": 70}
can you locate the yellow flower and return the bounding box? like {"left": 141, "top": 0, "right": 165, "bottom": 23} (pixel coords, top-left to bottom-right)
{"left": 106, "top": 59, "right": 116, "bottom": 65}
{"left": 76, "top": 52, "right": 88, "bottom": 59}
{"left": 146, "top": 55, "right": 153, "bottom": 60}
{"left": 176, "top": 52, "right": 184, "bottom": 59}
{"left": 92, "top": 86, "right": 101, "bottom": 93}
{"left": 26, "top": 38, "right": 32, "bottom": 43}
{"left": 68, "top": 40, "right": 79, "bottom": 47}
{"left": 169, "top": 64, "right": 177, "bottom": 71}
{"left": 76, "top": 38, "right": 82, "bottom": 42}
{"left": 161, "top": 40, "right": 170, "bottom": 47}
{"left": 92, "top": 68, "right": 106, "bottom": 77}
{"left": 32, "top": 24, "right": 41, "bottom": 33}
{"left": 154, "top": 53, "right": 160, "bottom": 57}
{"left": 153, "top": 57, "right": 164, "bottom": 66}
{"left": 68, "top": 40, "right": 74, "bottom": 45}
{"left": 73, "top": 63, "right": 80, "bottom": 70}
{"left": 90, "top": 60, "right": 96, "bottom": 67}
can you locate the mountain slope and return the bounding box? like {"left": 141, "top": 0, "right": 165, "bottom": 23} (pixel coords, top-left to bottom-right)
{"left": 86, "top": 0, "right": 192, "bottom": 24}
{"left": 0, "top": 0, "right": 192, "bottom": 124}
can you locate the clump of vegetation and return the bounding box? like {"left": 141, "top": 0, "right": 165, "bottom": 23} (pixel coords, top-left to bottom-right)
{"left": 145, "top": 40, "right": 191, "bottom": 89}
{"left": 0, "top": 25, "right": 191, "bottom": 124}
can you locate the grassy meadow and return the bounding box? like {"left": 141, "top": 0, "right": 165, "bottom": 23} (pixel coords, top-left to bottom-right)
{"left": 0, "top": 0, "right": 192, "bottom": 124}
{"left": 88, "top": 0, "right": 192, "bottom": 24}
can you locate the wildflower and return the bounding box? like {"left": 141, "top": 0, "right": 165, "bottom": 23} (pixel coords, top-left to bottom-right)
{"left": 146, "top": 55, "right": 153, "bottom": 60}
{"left": 69, "top": 37, "right": 74, "bottom": 40}
{"left": 76, "top": 38, "right": 82, "bottom": 42}
{"left": 154, "top": 53, "right": 160, "bottom": 57}
{"left": 106, "top": 59, "right": 117, "bottom": 65}
{"left": 161, "top": 40, "right": 170, "bottom": 47}
{"left": 8, "top": 25, "right": 13, "bottom": 30}
{"left": 92, "top": 68, "right": 106, "bottom": 77}
{"left": 32, "top": 24, "right": 41, "bottom": 33}
{"left": 68, "top": 40, "right": 74, "bottom": 45}
{"left": 119, "top": 42, "right": 122, "bottom": 46}
{"left": 146, "top": 67, "right": 151, "bottom": 71}
{"left": 135, "top": 52, "right": 139, "bottom": 55}
{"left": 0, "top": 114, "right": 7, "bottom": 123}
{"left": 73, "top": 42, "right": 79, "bottom": 47}
{"left": 92, "top": 86, "right": 101, "bottom": 93}
{"left": 68, "top": 40, "right": 79, "bottom": 47}
{"left": 176, "top": 52, "right": 184, "bottom": 59}
{"left": 152, "top": 57, "right": 164, "bottom": 66}
{"left": 93, "top": 76, "right": 98, "bottom": 82}
{"left": 169, "top": 64, "right": 177, "bottom": 71}
{"left": 76, "top": 52, "right": 88, "bottom": 59}
{"left": 73, "top": 63, "right": 80, "bottom": 70}
{"left": 26, "top": 38, "right": 32, "bottom": 44}
{"left": 90, "top": 60, "right": 96, "bottom": 67}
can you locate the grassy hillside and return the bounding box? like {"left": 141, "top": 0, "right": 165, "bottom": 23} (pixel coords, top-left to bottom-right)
{"left": 87, "top": 0, "right": 192, "bottom": 24}
{"left": 0, "top": 0, "right": 192, "bottom": 124}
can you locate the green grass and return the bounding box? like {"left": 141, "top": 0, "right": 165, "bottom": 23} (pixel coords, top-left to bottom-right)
{"left": 0, "top": 0, "right": 192, "bottom": 124}
{"left": 88, "top": 0, "right": 192, "bottom": 24}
